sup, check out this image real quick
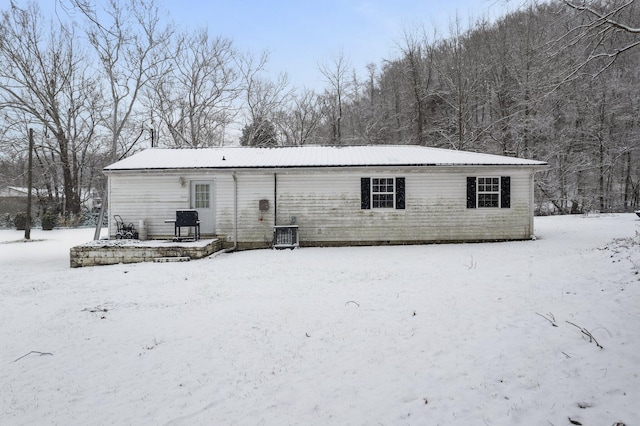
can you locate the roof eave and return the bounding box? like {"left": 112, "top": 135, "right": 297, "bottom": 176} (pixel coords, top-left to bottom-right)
{"left": 104, "top": 162, "right": 548, "bottom": 173}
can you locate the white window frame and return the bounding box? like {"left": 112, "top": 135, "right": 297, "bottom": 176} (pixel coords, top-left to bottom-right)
{"left": 194, "top": 183, "right": 211, "bottom": 209}
{"left": 477, "top": 177, "right": 500, "bottom": 208}
{"left": 371, "top": 177, "right": 395, "bottom": 209}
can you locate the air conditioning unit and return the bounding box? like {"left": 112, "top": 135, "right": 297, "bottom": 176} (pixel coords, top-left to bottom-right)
{"left": 273, "top": 225, "right": 299, "bottom": 249}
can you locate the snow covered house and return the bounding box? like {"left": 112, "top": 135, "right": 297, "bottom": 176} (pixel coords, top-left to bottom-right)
{"left": 103, "top": 145, "right": 548, "bottom": 249}
{"left": 0, "top": 186, "right": 40, "bottom": 218}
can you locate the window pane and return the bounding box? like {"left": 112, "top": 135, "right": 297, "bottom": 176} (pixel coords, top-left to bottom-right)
{"left": 373, "top": 194, "right": 394, "bottom": 208}
{"left": 490, "top": 177, "right": 499, "bottom": 191}
{"left": 195, "top": 184, "right": 210, "bottom": 208}
{"left": 478, "top": 193, "right": 499, "bottom": 208}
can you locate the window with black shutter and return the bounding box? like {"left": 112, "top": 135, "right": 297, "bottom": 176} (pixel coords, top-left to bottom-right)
{"left": 361, "top": 177, "right": 405, "bottom": 210}
{"left": 467, "top": 176, "right": 510, "bottom": 209}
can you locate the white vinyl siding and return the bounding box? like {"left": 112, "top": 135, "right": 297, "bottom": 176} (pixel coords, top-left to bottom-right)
{"left": 107, "top": 166, "right": 537, "bottom": 245}
{"left": 274, "top": 167, "right": 533, "bottom": 244}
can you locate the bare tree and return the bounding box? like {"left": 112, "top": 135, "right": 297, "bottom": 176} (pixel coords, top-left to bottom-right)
{"left": 276, "top": 88, "right": 323, "bottom": 145}
{"left": 64, "top": 0, "right": 172, "bottom": 236}
{"left": 376, "top": 60, "right": 408, "bottom": 143}
{"left": 238, "top": 51, "right": 292, "bottom": 146}
{"left": 396, "top": 28, "right": 436, "bottom": 146}
{"left": 560, "top": 0, "right": 640, "bottom": 77}
{"left": 336, "top": 64, "right": 388, "bottom": 145}
{"left": 0, "top": 2, "right": 102, "bottom": 217}
{"left": 318, "top": 51, "right": 352, "bottom": 144}
{"left": 66, "top": 0, "right": 172, "bottom": 160}
{"left": 433, "top": 14, "right": 487, "bottom": 151}
{"left": 147, "top": 28, "right": 240, "bottom": 147}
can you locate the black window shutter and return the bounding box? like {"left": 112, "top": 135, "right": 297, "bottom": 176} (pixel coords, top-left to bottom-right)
{"left": 361, "top": 178, "right": 371, "bottom": 209}
{"left": 395, "top": 177, "right": 405, "bottom": 209}
{"left": 466, "top": 177, "right": 476, "bottom": 208}
{"left": 501, "top": 176, "right": 511, "bottom": 208}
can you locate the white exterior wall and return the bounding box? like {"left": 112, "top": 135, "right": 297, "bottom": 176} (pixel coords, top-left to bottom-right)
{"left": 108, "top": 172, "right": 187, "bottom": 238}
{"left": 274, "top": 166, "right": 535, "bottom": 244}
{"left": 108, "top": 171, "right": 238, "bottom": 239}
{"left": 107, "top": 170, "right": 275, "bottom": 245}
{"left": 107, "top": 165, "right": 539, "bottom": 246}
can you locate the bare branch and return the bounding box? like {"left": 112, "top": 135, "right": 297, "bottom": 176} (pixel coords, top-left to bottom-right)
{"left": 536, "top": 312, "right": 558, "bottom": 327}
{"left": 562, "top": 0, "right": 640, "bottom": 34}
{"left": 566, "top": 320, "right": 604, "bottom": 349}
{"left": 14, "top": 351, "right": 53, "bottom": 362}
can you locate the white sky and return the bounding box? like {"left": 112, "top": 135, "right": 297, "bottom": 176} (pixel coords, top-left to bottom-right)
{"left": 0, "top": 0, "right": 527, "bottom": 89}
{"left": 164, "top": 0, "right": 526, "bottom": 89}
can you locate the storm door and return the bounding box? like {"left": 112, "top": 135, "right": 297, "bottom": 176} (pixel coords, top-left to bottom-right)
{"left": 190, "top": 181, "right": 215, "bottom": 235}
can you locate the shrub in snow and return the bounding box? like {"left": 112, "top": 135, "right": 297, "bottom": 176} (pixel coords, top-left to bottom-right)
{"left": 13, "top": 212, "right": 29, "bottom": 230}
{"left": 41, "top": 212, "right": 57, "bottom": 230}
{"left": 1, "top": 213, "right": 11, "bottom": 229}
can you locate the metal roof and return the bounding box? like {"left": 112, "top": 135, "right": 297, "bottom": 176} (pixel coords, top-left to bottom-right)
{"left": 104, "top": 145, "right": 548, "bottom": 171}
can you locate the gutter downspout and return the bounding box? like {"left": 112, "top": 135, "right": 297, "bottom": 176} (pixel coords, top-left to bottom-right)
{"left": 529, "top": 171, "right": 535, "bottom": 239}
{"left": 217, "top": 172, "right": 238, "bottom": 255}
{"left": 232, "top": 172, "right": 238, "bottom": 251}
{"left": 211, "top": 172, "right": 237, "bottom": 257}
{"left": 274, "top": 173, "right": 277, "bottom": 227}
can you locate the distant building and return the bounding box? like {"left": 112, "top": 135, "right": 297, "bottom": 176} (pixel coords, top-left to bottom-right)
{"left": 0, "top": 186, "right": 102, "bottom": 221}
{"left": 0, "top": 187, "right": 40, "bottom": 219}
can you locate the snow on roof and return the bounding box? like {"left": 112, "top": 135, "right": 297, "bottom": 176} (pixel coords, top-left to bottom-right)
{"left": 104, "top": 145, "right": 548, "bottom": 171}
{"left": 0, "top": 186, "right": 38, "bottom": 196}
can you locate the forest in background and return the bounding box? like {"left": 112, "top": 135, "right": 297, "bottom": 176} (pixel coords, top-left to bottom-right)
{"left": 0, "top": 0, "right": 638, "bottom": 224}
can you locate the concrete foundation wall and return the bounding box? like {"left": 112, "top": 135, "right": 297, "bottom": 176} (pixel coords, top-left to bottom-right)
{"left": 70, "top": 239, "right": 222, "bottom": 268}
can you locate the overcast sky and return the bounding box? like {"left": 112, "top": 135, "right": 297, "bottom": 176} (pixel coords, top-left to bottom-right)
{"left": 2, "top": 0, "right": 525, "bottom": 89}
{"left": 164, "top": 0, "right": 524, "bottom": 89}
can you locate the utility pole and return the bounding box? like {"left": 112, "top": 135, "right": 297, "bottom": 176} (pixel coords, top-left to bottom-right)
{"left": 24, "top": 128, "right": 34, "bottom": 240}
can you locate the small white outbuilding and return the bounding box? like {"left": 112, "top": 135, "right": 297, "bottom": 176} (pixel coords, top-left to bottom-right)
{"left": 103, "top": 145, "right": 548, "bottom": 249}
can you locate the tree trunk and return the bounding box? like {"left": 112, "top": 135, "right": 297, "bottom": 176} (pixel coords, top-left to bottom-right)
{"left": 57, "top": 132, "right": 81, "bottom": 216}
{"left": 598, "top": 138, "right": 605, "bottom": 212}
{"left": 623, "top": 150, "right": 632, "bottom": 210}
{"left": 24, "top": 128, "right": 34, "bottom": 240}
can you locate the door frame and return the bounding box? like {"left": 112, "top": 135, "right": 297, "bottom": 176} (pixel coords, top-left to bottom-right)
{"left": 190, "top": 180, "right": 215, "bottom": 236}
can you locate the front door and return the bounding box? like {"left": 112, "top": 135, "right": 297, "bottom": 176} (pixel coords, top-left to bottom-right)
{"left": 190, "top": 181, "right": 214, "bottom": 236}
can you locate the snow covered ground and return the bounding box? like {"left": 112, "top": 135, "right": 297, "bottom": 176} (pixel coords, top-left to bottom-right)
{"left": 1, "top": 214, "right": 639, "bottom": 426}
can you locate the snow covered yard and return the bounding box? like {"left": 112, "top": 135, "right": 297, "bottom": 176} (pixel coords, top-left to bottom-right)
{"left": 1, "top": 215, "right": 639, "bottom": 426}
